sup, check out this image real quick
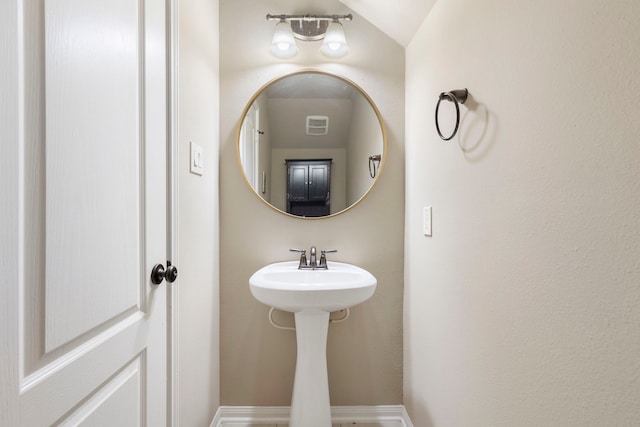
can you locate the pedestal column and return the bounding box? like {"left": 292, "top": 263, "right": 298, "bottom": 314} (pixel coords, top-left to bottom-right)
{"left": 289, "top": 310, "right": 331, "bottom": 427}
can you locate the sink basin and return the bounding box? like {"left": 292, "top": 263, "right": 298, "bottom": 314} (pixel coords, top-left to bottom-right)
{"left": 249, "top": 261, "right": 377, "bottom": 312}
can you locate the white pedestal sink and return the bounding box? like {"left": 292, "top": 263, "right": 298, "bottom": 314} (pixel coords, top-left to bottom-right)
{"left": 249, "top": 261, "right": 377, "bottom": 427}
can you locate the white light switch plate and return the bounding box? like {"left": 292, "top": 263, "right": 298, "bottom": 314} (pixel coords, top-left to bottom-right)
{"left": 190, "top": 141, "right": 203, "bottom": 176}
{"left": 423, "top": 206, "right": 432, "bottom": 236}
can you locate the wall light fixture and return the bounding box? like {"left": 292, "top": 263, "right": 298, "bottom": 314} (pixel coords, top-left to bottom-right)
{"left": 266, "top": 14, "right": 353, "bottom": 59}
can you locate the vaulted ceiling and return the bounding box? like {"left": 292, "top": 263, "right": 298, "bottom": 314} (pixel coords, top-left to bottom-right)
{"left": 338, "top": 0, "right": 436, "bottom": 46}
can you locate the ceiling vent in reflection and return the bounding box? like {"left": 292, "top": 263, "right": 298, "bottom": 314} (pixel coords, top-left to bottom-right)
{"left": 306, "top": 115, "right": 329, "bottom": 136}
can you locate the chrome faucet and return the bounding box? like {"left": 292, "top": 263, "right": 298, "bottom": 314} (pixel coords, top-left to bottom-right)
{"left": 290, "top": 247, "right": 337, "bottom": 270}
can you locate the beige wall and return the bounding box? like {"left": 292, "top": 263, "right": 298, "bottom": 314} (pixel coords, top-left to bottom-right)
{"left": 404, "top": 1, "right": 640, "bottom": 426}
{"left": 177, "top": 0, "right": 220, "bottom": 425}
{"left": 219, "top": 0, "right": 405, "bottom": 406}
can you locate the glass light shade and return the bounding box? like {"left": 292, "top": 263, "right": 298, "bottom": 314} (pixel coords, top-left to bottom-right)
{"left": 321, "top": 22, "right": 349, "bottom": 58}
{"left": 271, "top": 21, "right": 298, "bottom": 58}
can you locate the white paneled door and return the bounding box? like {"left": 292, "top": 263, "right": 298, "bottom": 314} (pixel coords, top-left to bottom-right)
{"left": 1, "top": 0, "right": 171, "bottom": 425}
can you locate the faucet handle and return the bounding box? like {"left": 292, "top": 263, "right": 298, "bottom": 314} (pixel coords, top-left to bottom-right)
{"left": 290, "top": 248, "right": 308, "bottom": 268}
{"left": 319, "top": 249, "right": 337, "bottom": 268}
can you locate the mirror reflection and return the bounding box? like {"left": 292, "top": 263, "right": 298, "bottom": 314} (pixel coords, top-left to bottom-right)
{"left": 238, "top": 71, "right": 385, "bottom": 218}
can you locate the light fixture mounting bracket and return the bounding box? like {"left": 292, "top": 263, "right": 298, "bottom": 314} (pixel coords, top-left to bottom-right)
{"left": 266, "top": 14, "right": 353, "bottom": 41}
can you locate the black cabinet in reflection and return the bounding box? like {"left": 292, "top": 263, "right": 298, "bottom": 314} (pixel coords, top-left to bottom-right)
{"left": 286, "top": 159, "right": 331, "bottom": 217}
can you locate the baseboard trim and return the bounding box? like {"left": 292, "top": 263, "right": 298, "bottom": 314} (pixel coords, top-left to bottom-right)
{"left": 211, "top": 405, "right": 414, "bottom": 426}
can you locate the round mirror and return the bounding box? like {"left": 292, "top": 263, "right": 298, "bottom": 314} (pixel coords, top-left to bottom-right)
{"left": 237, "top": 70, "right": 386, "bottom": 218}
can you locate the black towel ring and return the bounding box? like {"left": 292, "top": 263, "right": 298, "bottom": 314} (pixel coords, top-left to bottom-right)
{"left": 435, "top": 88, "right": 468, "bottom": 141}
{"left": 368, "top": 154, "right": 381, "bottom": 179}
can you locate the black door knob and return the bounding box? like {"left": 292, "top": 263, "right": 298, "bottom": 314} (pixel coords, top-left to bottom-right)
{"left": 151, "top": 261, "right": 178, "bottom": 285}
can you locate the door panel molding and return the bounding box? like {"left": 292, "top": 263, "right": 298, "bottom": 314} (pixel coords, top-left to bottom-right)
{"left": 56, "top": 356, "right": 144, "bottom": 426}
{"left": 20, "top": 0, "right": 150, "bottom": 375}
{"left": 21, "top": 311, "right": 144, "bottom": 392}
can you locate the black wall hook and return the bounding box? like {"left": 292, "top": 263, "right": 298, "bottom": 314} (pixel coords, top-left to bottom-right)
{"left": 435, "top": 88, "right": 468, "bottom": 141}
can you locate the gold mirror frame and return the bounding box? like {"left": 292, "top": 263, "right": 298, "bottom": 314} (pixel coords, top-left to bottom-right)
{"left": 236, "top": 69, "right": 387, "bottom": 219}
